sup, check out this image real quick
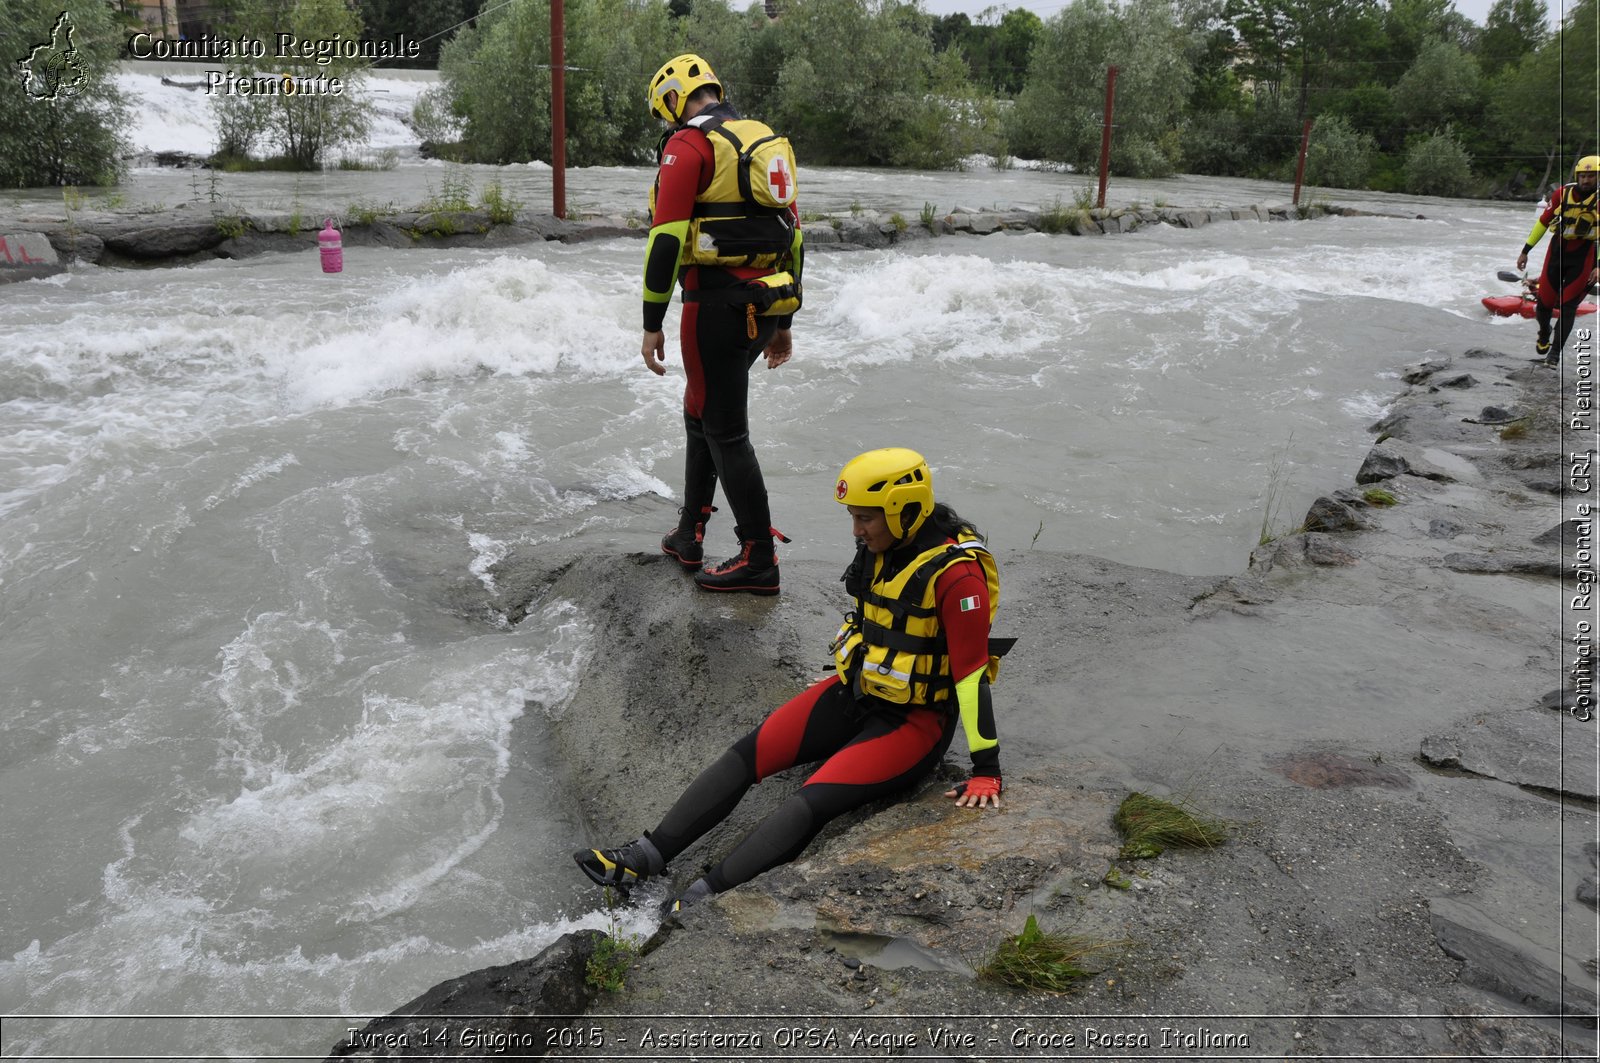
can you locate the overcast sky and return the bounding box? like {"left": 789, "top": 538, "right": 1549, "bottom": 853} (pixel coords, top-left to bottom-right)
{"left": 912, "top": 0, "right": 1561, "bottom": 30}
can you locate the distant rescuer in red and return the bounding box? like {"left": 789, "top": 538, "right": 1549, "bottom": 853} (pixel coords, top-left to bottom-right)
{"left": 576, "top": 449, "right": 1007, "bottom": 915}
{"left": 640, "top": 53, "right": 805, "bottom": 595}
{"left": 1517, "top": 155, "right": 1599, "bottom": 368}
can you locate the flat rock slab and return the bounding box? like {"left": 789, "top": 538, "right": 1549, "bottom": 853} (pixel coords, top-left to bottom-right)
{"left": 1419, "top": 707, "right": 1597, "bottom": 800}
{"left": 1431, "top": 896, "right": 1598, "bottom": 1016}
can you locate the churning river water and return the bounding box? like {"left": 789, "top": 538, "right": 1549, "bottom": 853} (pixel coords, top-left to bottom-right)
{"left": 0, "top": 72, "right": 1561, "bottom": 1062}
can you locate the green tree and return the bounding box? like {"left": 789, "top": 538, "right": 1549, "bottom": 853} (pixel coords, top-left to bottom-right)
{"left": 1391, "top": 39, "right": 1482, "bottom": 133}
{"left": 1475, "top": 0, "right": 1548, "bottom": 78}
{"left": 1225, "top": 0, "right": 1382, "bottom": 124}
{"left": 0, "top": 0, "right": 130, "bottom": 186}
{"left": 1487, "top": 0, "right": 1598, "bottom": 188}
{"left": 213, "top": 0, "right": 373, "bottom": 168}
{"left": 436, "top": 0, "right": 673, "bottom": 165}
{"left": 764, "top": 0, "right": 986, "bottom": 168}
{"left": 1009, "top": 0, "right": 1192, "bottom": 177}
{"left": 355, "top": 0, "right": 482, "bottom": 67}
{"left": 1383, "top": 0, "right": 1476, "bottom": 65}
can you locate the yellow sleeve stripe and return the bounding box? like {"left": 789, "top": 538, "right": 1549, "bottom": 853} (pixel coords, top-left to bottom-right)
{"left": 955, "top": 667, "right": 997, "bottom": 753}
{"left": 1525, "top": 218, "right": 1549, "bottom": 249}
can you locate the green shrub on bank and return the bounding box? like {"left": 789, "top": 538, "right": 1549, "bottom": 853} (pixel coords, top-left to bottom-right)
{"left": 1303, "top": 114, "right": 1374, "bottom": 190}
{"left": 1403, "top": 130, "right": 1474, "bottom": 197}
{"left": 0, "top": 0, "right": 130, "bottom": 187}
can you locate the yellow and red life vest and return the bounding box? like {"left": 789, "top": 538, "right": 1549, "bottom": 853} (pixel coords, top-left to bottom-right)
{"left": 832, "top": 531, "right": 1001, "bottom": 708}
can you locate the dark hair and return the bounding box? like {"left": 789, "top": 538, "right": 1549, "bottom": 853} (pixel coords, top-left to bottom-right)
{"left": 919, "top": 501, "right": 983, "bottom": 543}
{"left": 687, "top": 83, "right": 721, "bottom": 107}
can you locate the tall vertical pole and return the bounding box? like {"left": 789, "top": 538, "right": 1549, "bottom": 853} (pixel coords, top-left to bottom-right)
{"left": 551, "top": 0, "right": 567, "bottom": 219}
{"left": 1292, "top": 118, "right": 1312, "bottom": 206}
{"left": 1096, "top": 65, "right": 1118, "bottom": 210}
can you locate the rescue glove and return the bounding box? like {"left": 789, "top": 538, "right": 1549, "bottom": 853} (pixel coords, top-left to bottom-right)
{"left": 947, "top": 775, "right": 1002, "bottom": 808}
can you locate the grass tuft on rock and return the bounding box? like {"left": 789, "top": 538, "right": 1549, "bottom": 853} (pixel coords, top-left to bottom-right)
{"left": 1113, "top": 791, "right": 1229, "bottom": 859}
{"left": 1362, "top": 486, "right": 1398, "bottom": 506}
{"left": 978, "top": 914, "right": 1111, "bottom": 994}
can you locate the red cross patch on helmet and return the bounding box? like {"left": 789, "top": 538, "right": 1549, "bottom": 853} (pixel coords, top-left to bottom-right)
{"left": 836, "top": 479, "right": 848, "bottom": 500}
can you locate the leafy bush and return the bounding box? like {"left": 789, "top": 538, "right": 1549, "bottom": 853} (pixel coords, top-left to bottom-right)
{"left": 1304, "top": 114, "right": 1374, "bottom": 189}
{"left": 1402, "top": 130, "right": 1473, "bottom": 196}
{"left": 1007, "top": 0, "right": 1191, "bottom": 177}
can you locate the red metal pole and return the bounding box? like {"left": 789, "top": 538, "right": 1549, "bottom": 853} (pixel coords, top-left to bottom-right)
{"left": 1292, "top": 118, "right": 1311, "bottom": 206}
{"left": 1096, "top": 65, "right": 1118, "bottom": 209}
{"left": 551, "top": 0, "right": 566, "bottom": 219}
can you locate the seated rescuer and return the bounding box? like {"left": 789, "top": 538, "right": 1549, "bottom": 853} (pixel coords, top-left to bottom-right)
{"left": 1516, "top": 155, "right": 1599, "bottom": 367}
{"left": 575, "top": 448, "right": 1005, "bottom": 912}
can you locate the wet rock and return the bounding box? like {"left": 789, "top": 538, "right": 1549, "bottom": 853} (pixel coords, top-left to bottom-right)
{"left": 1402, "top": 360, "right": 1452, "bottom": 385}
{"left": 102, "top": 221, "right": 226, "bottom": 258}
{"left": 1358, "top": 439, "right": 1472, "bottom": 484}
{"left": 1578, "top": 879, "right": 1598, "bottom": 911}
{"left": 1271, "top": 752, "right": 1414, "bottom": 789}
{"left": 1522, "top": 479, "right": 1565, "bottom": 494}
{"left": 1356, "top": 449, "right": 1410, "bottom": 483}
{"left": 324, "top": 932, "right": 598, "bottom": 1059}
{"left": 1532, "top": 519, "right": 1589, "bottom": 548}
{"left": 1538, "top": 687, "right": 1586, "bottom": 713}
{"left": 1435, "top": 373, "right": 1478, "bottom": 389}
{"left": 1441, "top": 553, "right": 1563, "bottom": 577}
{"left": 1462, "top": 347, "right": 1503, "bottom": 359}
{"left": 1249, "top": 532, "right": 1358, "bottom": 572}
{"left": 1303, "top": 496, "right": 1369, "bottom": 533}
{"left": 1502, "top": 451, "right": 1563, "bottom": 471}
{"left": 46, "top": 230, "right": 103, "bottom": 263}
{"left": 1419, "top": 707, "right": 1597, "bottom": 800}
{"left": 1179, "top": 210, "right": 1210, "bottom": 228}
{"left": 1428, "top": 519, "right": 1463, "bottom": 539}
{"left": 1305, "top": 534, "right": 1359, "bottom": 565}
{"left": 0, "top": 231, "right": 66, "bottom": 282}
{"left": 1478, "top": 405, "right": 1520, "bottom": 423}
{"left": 1369, "top": 409, "right": 1413, "bottom": 440}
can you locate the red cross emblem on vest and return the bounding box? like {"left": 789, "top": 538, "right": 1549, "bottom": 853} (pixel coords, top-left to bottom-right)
{"left": 767, "top": 157, "right": 792, "bottom": 201}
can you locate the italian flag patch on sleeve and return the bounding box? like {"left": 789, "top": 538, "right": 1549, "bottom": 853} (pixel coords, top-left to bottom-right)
{"left": 958, "top": 594, "right": 980, "bottom": 612}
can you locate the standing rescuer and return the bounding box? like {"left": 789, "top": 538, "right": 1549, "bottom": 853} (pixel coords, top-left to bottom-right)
{"left": 575, "top": 449, "right": 1007, "bottom": 913}
{"left": 1516, "top": 155, "right": 1599, "bottom": 367}
{"left": 641, "top": 53, "right": 805, "bottom": 595}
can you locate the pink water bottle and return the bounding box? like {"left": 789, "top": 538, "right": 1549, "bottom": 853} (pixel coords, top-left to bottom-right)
{"left": 318, "top": 218, "right": 343, "bottom": 273}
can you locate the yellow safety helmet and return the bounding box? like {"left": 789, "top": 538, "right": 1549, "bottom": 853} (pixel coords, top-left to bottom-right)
{"left": 835, "top": 448, "right": 934, "bottom": 540}
{"left": 1576, "top": 156, "right": 1600, "bottom": 177}
{"left": 647, "top": 53, "right": 721, "bottom": 123}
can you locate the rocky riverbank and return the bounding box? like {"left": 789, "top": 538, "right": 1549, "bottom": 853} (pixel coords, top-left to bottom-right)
{"left": 327, "top": 339, "right": 1595, "bottom": 1058}
{"left": 0, "top": 199, "right": 1395, "bottom": 282}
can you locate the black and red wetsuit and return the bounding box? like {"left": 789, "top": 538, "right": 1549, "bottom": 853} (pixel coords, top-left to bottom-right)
{"left": 643, "top": 101, "right": 799, "bottom": 541}
{"left": 643, "top": 538, "right": 998, "bottom": 892}
{"left": 1525, "top": 182, "right": 1599, "bottom": 358}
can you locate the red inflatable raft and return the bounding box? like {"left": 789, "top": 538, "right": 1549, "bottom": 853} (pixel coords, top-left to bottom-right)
{"left": 1482, "top": 294, "right": 1598, "bottom": 319}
